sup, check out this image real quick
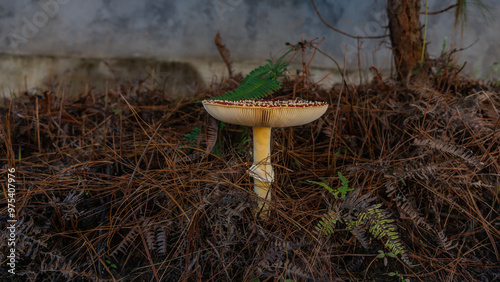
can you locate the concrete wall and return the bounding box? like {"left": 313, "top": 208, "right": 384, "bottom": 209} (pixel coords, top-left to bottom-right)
{"left": 1, "top": 0, "right": 499, "bottom": 96}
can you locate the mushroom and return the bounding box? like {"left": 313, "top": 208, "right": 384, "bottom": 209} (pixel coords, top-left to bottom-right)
{"left": 202, "top": 99, "right": 328, "bottom": 217}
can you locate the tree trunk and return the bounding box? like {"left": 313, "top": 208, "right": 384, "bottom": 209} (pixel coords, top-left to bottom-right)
{"left": 387, "top": 0, "right": 428, "bottom": 80}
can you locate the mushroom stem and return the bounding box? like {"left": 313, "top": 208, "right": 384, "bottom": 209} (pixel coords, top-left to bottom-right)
{"left": 254, "top": 179, "right": 272, "bottom": 215}
{"left": 252, "top": 127, "right": 274, "bottom": 181}
{"left": 249, "top": 126, "right": 274, "bottom": 214}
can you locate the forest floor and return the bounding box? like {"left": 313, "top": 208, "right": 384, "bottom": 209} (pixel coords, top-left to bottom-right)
{"left": 1, "top": 52, "right": 500, "bottom": 281}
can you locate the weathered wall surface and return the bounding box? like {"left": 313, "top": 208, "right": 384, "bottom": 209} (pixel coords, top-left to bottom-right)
{"left": 0, "top": 0, "right": 498, "bottom": 96}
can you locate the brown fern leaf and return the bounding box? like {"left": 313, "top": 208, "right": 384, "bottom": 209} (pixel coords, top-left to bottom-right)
{"left": 15, "top": 217, "right": 49, "bottom": 259}
{"left": 385, "top": 180, "right": 398, "bottom": 198}
{"left": 59, "top": 260, "right": 78, "bottom": 279}
{"left": 350, "top": 226, "right": 370, "bottom": 249}
{"left": 285, "top": 261, "right": 317, "bottom": 281}
{"left": 346, "top": 256, "right": 365, "bottom": 272}
{"left": 257, "top": 239, "right": 305, "bottom": 277}
{"left": 341, "top": 188, "right": 376, "bottom": 213}
{"left": 457, "top": 178, "right": 495, "bottom": 189}
{"left": 155, "top": 224, "right": 169, "bottom": 255}
{"left": 436, "top": 229, "right": 458, "bottom": 251}
{"left": 142, "top": 220, "right": 156, "bottom": 251}
{"left": 396, "top": 162, "right": 439, "bottom": 181}
{"left": 40, "top": 251, "right": 65, "bottom": 272}
{"left": 110, "top": 226, "right": 139, "bottom": 260}
{"left": 225, "top": 201, "right": 252, "bottom": 219}
{"left": 32, "top": 251, "right": 95, "bottom": 280}
{"left": 205, "top": 117, "right": 218, "bottom": 156}
{"left": 414, "top": 138, "right": 483, "bottom": 168}
{"left": 273, "top": 240, "right": 306, "bottom": 252}
{"left": 61, "top": 189, "right": 84, "bottom": 221}
{"left": 385, "top": 180, "right": 431, "bottom": 230}
{"left": 260, "top": 244, "right": 285, "bottom": 267}
{"left": 215, "top": 32, "right": 234, "bottom": 78}
{"left": 395, "top": 193, "right": 432, "bottom": 230}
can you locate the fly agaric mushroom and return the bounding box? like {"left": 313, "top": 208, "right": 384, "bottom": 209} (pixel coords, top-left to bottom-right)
{"left": 202, "top": 99, "right": 328, "bottom": 217}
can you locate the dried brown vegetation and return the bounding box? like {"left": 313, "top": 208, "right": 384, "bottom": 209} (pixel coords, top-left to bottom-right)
{"left": 1, "top": 52, "right": 500, "bottom": 281}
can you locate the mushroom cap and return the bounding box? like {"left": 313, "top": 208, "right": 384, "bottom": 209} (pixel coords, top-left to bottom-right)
{"left": 202, "top": 99, "right": 328, "bottom": 127}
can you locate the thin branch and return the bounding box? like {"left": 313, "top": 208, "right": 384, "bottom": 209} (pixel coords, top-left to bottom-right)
{"left": 423, "top": 4, "right": 458, "bottom": 15}
{"left": 311, "top": 0, "right": 388, "bottom": 40}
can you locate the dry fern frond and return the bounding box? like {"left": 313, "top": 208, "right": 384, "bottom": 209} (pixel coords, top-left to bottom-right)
{"left": 110, "top": 226, "right": 140, "bottom": 260}
{"left": 414, "top": 138, "right": 483, "bottom": 168}
{"left": 204, "top": 117, "right": 218, "bottom": 156}
{"left": 385, "top": 180, "right": 398, "bottom": 198}
{"left": 396, "top": 193, "right": 432, "bottom": 230}
{"left": 256, "top": 239, "right": 312, "bottom": 280}
{"left": 457, "top": 178, "right": 495, "bottom": 189}
{"left": 285, "top": 261, "right": 317, "bottom": 281}
{"left": 436, "top": 229, "right": 458, "bottom": 251}
{"left": 155, "top": 224, "right": 170, "bottom": 255}
{"left": 346, "top": 256, "right": 365, "bottom": 272}
{"left": 395, "top": 162, "right": 441, "bottom": 181}
{"left": 142, "top": 220, "right": 156, "bottom": 251}
{"left": 215, "top": 32, "right": 234, "bottom": 78}
{"left": 58, "top": 260, "right": 78, "bottom": 279}
{"left": 15, "top": 217, "right": 49, "bottom": 258}
{"left": 349, "top": 225, "right": 370, "bottom": 249}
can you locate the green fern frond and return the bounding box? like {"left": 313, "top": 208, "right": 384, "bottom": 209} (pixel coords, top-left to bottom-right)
{"left": 184, "top": 126, "right": 201, "bottom": 146}
{"left": 337, "top": 172, "right": 353, "bottom": 198}
{"left": 206, "top": 48, "right": 293, "bottom": 101}
{"left": 309, "top": 172, "right": 353, "bottom": 200}
{"left": 316, "top": 191, "right": 411, "bottom": 266}
{"left": 241, "top": 64, "right": 274, "bottom": 82}
{"left": 242, "top": 59, "right": 288, "bottom": 83}
{"left": 308, "top": 180, "right": 336, "bottom": 196}
{"left": 209, "top": 76, "right": 282, "bottom": 101}
{"left": 316, "top": 210, "right": 340, "bottom": 235}
{"left": 338, "top": 172, "right": 348, "bottom": 185}
{"left": 364, "top": 205, "right": 409, "bottom": 263}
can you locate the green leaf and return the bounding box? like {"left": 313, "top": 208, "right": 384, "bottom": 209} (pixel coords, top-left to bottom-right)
{"left": 111, "top": 107, "right": 121, "bottom": 115}
{"left": 307, "top": 180, "right": 337, "bottom": 197}
{"left": 337, "top": 172, "right": 353, "bottom": 198}
{"left": 419, "top": 239, "right": 428, "bottom": 248}
{"left": 338, "top": 171, "right": 348, "bottom": 187}
{"left": 106, "top": 259, "right": 118, "bottom": 269}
